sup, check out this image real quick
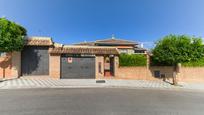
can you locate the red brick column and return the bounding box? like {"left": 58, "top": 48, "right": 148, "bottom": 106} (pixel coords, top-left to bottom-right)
{"left": 95, "top": 56, "right": 104, "bottom": 79}
{"left": 49, "top": 54, "right": 61, "bottom": 79}
{"left": 11, "top": 52, "right": 21, "bottom": 78}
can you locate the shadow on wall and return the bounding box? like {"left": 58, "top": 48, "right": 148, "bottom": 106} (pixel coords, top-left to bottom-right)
{"left": 0, "top": 53, "right": 12, "bottom": 78}
{"left": 21, "top": 46, "right": 42, "bottom": 75}
{"left": 149, "top": 66, "right": 175, "bottom": 81}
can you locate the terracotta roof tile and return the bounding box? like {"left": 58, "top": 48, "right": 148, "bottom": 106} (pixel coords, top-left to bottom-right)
{"left": 49, "top": 46, "right": 119, "bottom": 55}
{"left": 25, "top": 37, "right": 53, "bottom": 46}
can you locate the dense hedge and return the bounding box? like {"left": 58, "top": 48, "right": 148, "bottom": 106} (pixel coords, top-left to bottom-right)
{"left": 182, "top": 57, "right": 204, "bottom": 67}
{"left": 119, "top": 54, "right": 147, "bottom": 66}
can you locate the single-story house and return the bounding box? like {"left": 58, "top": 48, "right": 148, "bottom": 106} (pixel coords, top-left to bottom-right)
{"left": 0, "top": 37, "right": 120, "bottom": 79}
{"left": 74, "top": 36, "right": 147, "bottom": 54}
{"left": 2, "top": 36, "right": 204, "bottom": 83}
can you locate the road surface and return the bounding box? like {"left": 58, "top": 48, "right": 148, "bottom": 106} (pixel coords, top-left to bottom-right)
{"left": 0, "top": 88, "right": 204, "bottom": 115}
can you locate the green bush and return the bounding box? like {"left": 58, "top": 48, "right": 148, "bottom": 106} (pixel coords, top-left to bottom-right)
{"left": 182, "top": 57, "right": 204, "bottom": 67}
{"left": 119, "top": 54, "right": 147, "bottom": 66}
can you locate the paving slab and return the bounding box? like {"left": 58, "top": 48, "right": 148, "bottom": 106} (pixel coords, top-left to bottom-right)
{"left": 0, "top": 76, "right": 204, "bottom": 91}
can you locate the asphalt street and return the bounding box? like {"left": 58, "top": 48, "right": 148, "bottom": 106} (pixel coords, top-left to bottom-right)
{"left": 0, "top": 88, "right": 204, "bottom": 115}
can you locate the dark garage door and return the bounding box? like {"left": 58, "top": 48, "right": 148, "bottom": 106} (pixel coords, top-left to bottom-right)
{"left": 61, "top": 55, "right": 95, "bottom": 79}
{"left": 21, "top": 46, "right": 49, "bottom": 76}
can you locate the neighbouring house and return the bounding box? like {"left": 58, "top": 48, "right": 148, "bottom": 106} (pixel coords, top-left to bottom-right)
{"left": 75, "top": 36, "right": 147, "bottom": 54}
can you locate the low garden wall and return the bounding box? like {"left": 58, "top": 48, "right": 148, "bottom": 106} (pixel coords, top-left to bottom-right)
{"left": 178, "top": 67, "right": 204, "bottom": 83}
{"left": 0, "top": 52, "right": 21, "bottom": 79}
{"left": 117, "top": 65, "right": 204, "bottom": 83}
{"left": 116, "top": 66, "right": 174, "bottom": 81}
{"left": 116, "top": 66, "right": 154, "bottom": 80}
{"left": 0, "top": 53, "right": 12, "bottom": 79}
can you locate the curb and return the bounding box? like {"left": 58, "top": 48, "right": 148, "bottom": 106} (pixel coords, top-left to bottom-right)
{"left": 0, "top": 84, "right": 183, "bottom": 90}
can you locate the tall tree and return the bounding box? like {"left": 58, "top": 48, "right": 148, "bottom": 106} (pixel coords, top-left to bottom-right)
{"left": 0, "top": 18, "right": 27, "bottom": 52}
{"left": 152, "top": 35, "right": 204, "bottom": 84}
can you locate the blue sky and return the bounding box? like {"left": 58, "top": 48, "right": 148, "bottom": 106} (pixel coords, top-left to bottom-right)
{"left": 1, "top": 0, "right": 204, "bottom": 48}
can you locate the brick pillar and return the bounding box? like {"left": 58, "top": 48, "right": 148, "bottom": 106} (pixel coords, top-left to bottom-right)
{"left": 11, "top": 52, "right": 21, "bottom": 78}
{"left": 49, "top": 54, "right": 61, "bottom": 79}
{"left": 114, "top": 56, "right": 119, "bottom": 77}
{"left": 176, "top": 63, "right": 181, "bottom": 83}
{"left": 95, "top": 56, "right": 104, "bottom": 79}
{"left": 146, "top": 54, "right": 150, "bottom": 68}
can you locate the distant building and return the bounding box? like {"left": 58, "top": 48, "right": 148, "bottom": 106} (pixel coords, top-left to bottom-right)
{"left": 75, "top": 36, "right": 147, "bottom": 54}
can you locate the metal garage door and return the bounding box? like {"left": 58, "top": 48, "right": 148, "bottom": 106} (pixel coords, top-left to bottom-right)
{"left": 21, "top": 46, "right": 49, "bottom": 76}
{"left": 61, "top": 55, "right": 95, "bottom": 79}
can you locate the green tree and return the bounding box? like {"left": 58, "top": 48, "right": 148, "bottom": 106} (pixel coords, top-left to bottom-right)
{"left": 152, "top": 35, "right": 204, "bottom": 85}
{"left": 152, "top": 35, "right": 204, "bottom": 66}
{"left": 0, "top": 18, "right": 27, "bottom": 52}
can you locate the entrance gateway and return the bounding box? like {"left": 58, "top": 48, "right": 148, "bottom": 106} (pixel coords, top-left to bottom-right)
{"left": 21, "top": 46, "right": 49, "bottom": 76}
{"left": 61, "top": 54, "right": 95, "bottom": 79}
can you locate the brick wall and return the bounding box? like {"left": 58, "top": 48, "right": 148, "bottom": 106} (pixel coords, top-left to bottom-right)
{"left": 116, "top": 66, "right": 204, "bottom": 83}
{"left": 150, "top": 66, "right": 174, "bottom": 78}
{"left": 49, "top": 54, "right": 61, "bottom": 78}
{"left": 0, "top": 52, "right": 21, "bottom": 79}
{"left": 0, "top": 53, "right": 12, "bottom": 79}
{"left": 116, "top": 67, "right": 154, "bottom": 80}
{"left": 178, "top": 67, "right": 204, "bottom": 83}
{"left": 116, "top": 66, "right": 174, "bottom": 81}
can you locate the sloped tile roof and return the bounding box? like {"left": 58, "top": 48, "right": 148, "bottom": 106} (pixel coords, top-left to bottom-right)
{"left": 75, "top": 38, "right": 138, "bottom": 46}
{"left": 25, "top": 37, "right": 53, "bottom": 46}
{"left": 49, "top": 45, "right": 119, "bottom": 55}
{"left": 95, "top": 38, "right": 138, "bottom": 45}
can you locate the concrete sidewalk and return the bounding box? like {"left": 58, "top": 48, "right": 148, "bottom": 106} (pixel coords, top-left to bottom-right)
{"left": 0, "top": 76, "right": 204, "bottom": 91}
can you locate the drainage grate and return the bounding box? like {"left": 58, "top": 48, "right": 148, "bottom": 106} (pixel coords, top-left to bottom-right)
{"left": 96, "top": 80, "right": 106, "bottom": 83}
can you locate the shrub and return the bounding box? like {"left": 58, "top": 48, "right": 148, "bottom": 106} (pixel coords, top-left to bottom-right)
{"left": 119, "top": 54, "right": 147, "bottom": 66}
{"left": 182, "top": 57, "right": 204, "bottom": 67}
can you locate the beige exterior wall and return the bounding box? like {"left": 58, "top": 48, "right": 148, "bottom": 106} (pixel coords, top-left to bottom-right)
{"left": 128, "top": 49, "right": 134, "bottom": 54}
{"left": 11, "top": 52, "right": 21, "bottom": 78}
{"left": 95, "top": 56, "right": 104, "bottom": 79}
{"left": 49, "top": 54, "right": 61, "bottom": 79}
{"left": 118, "top": 49, "right": 135, "bottom": 54}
